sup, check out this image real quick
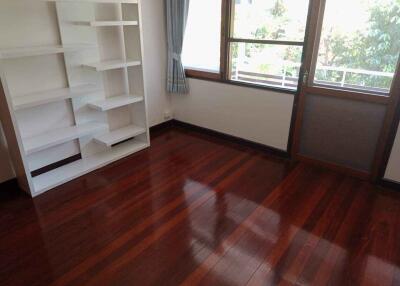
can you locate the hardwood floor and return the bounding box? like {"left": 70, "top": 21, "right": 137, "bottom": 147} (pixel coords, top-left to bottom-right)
{"left": 1, "top": 126, "right": 400, "bottom": 286}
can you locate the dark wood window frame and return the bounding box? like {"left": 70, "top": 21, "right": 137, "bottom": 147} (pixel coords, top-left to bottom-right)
{"left": 184, "top": 0, "right": 306, "bottom": 95}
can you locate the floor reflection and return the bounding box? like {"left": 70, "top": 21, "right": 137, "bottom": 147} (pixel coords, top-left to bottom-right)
{"left": 1, "top": 128, "right": 400, "bottom": 286}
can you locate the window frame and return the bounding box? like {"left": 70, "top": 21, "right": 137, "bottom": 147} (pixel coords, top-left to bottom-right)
{"left": 307, "top": 0, "right": 398, "bottom": 97}
{"left": 290, "top": 0, "right": 400, "bottom": 181}
{"left": 184, "top": 0, "right": 227, "bottom": 82}
{"left": 184, "top": 0, "right": 310, "bottom": 94}
{"left": 184, "top": 0, "right": 399, "bottom": 100}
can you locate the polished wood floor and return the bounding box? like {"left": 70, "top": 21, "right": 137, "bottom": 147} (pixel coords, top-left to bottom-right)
{"left": 1, "top": 126, "right": 400, "bottom": 286}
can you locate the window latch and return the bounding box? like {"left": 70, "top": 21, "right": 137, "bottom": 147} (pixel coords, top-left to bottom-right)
{"left": 302, "top": 70, "right": 309, "bottom": 85}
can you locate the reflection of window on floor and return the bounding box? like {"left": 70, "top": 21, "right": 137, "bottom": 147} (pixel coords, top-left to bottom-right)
{"left": 184, "top": 179, "right": 280, "bottom": 249}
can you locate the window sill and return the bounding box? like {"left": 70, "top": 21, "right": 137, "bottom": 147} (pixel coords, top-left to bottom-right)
{"left": 185, "top": 69, "right": 297, "bottom": 95}
{"left": 185, "top": 69, "right": 221, "bottom": 81}
{"left": 304, "top": 85, "right": 390, "bottom": 105}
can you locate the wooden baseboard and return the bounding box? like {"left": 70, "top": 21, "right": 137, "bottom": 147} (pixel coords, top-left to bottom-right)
{"left": 149, "top": 120, "right": 175, "bottom": 134}
{"left": 0, "top": 178, "right": 18, "bottom": 191}
{"left": 296, "top": 154, "right": 371, "bottom": 180}
{"left": 149, "top": 119, "right": 289, "bottom": 159}
{"left": 151, "top": 120, "right": 379, "bottom": 180}
{"left": 173, "top": 120, "right": 289, "bottom": 158}
{"left": 0, "top": 178, "right": 28, "bottom": 199}
{"left": 378, "top": 179, "right": 400, "bottom": 191}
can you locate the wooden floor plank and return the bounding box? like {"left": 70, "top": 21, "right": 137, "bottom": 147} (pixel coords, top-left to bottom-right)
{"left": 0, "top": 127, "right": 400, "bottom": 286}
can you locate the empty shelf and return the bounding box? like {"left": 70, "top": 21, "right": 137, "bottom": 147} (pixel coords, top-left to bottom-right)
{"left": 94, "top": 125, "right": 146, "bottom": 147}
{"left": 0, "top": 44, "right": 95, "bottom": 59}
{"left": 32, "top": 138, "right": 148, "bottom": 196}
{"left": 88, "top": 95, "right": 143, "bottom": 111}
{"left": 83, "top": 59, "right": 141, "bottom": 71}
{"left": 23, "top": 122, "right": 107, "bottom": 155}
{"left": 13, "top": 84, "right": 101, "bottom": 110}
{"left": 74, "top": 21, "right": 138, "bottom": 27}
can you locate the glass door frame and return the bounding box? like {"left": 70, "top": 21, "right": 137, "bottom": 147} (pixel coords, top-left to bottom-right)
{"left": 290, "top": 0, "right": 400, "bottom": 180}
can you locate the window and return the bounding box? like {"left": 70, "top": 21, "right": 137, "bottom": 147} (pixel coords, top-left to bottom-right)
{"left": 182, "top": 0, "right": 399, "bottom": 96}
{"left": 182, "top": 0, "right": 222, "bottom": 73}
{"left": 228, "top": 0, "right": 310, "bottom": 90}
{"left": 230, "top": 43, "right": 303, "bottom": 89}
{"left": 312, "top": 0, "right": 400, "bottom": 94}
{"left": 230, "top": 0, "right": 308, "bottom": 42}
{"left": 183, "top": 0, "right": 310, "bottom": 90}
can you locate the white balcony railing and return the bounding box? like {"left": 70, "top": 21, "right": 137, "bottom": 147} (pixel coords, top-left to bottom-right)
{"left": 232, "top": 61, "right": 394, "bottom": 93}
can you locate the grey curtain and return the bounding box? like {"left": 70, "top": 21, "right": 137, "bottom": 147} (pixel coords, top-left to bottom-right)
{"left": 166, "top": 0, "right": 190, "bottom": 94}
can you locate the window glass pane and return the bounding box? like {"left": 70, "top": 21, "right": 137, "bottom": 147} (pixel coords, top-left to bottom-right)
{"left": 182, "top": 0, "right": 221, "bottom": 72}
{"left": 230, "top": 43, "right": 302, "bottom": 89}
{"left": 232, "top": 0, "right": 309, "bottom": 41}
{"left": 313, "top": 0, "right": 400, "bottom": 93}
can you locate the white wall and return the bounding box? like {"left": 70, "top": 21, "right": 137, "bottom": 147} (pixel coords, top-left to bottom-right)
{"left": 385, "top": 125, "right": 400, "bottom": 183}
{"left": 172, "top": 79, "right": 295, "bottom": 151}
{"left": 140, "top": 0, "right": 171, "bottom": 127}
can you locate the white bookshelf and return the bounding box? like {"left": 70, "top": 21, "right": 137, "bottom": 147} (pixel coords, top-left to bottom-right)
{"left": 94, "top": 125, "right": 146, "bottom": 147}
{"left": 83, "top": 59, "right": 141, "bottom": 71}
{"left": 73, "top": 21, "right": 138, "bottom": 27}
{"left": 32, "top": 139, "right": 147, "bottom": 195}
{"left": 88, "top": 95, "right": 143, "bottom": 111}
{"left": 0, "top": 0, "right": 149, "bottom": 196}
{"left": 13, "top": 84, "right": 100, "bottom": 110}
{"left": 23, "top": 122, "right": 107, "bottom": 155}
{"left": 0, "top": 44, "right": 95, "bottom": 59}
